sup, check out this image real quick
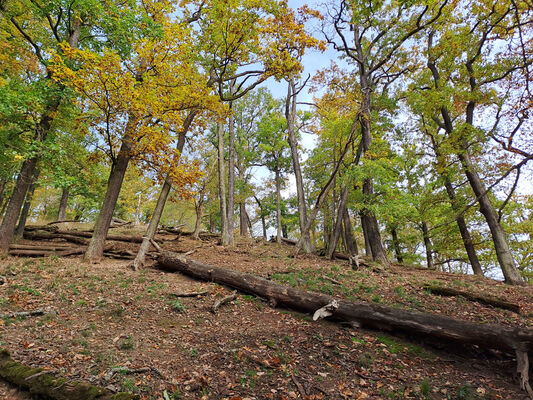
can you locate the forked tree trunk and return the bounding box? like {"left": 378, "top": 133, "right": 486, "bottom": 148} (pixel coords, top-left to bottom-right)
{"left": 421, "top": 221, "right": 434, "bottom": 270}
{"left": 342, "top": 206, "right": 358, "bottom": 256}
{"left": 85, "top": 119, "right": 136, "bottom": 262}
{"left": 57, "top": 187, "right": 69, "bottom": 221}
{"left": 14, "top": 171, "right": 39, "bottom": 238}
{"left": 254, "top": 195, "right": 267, "bottom": 239}
{"left": 275, "top": 169, "right": 282, "bottom": 243}
{"left": 390, "top": 226, "right": 403, "bottom": 263}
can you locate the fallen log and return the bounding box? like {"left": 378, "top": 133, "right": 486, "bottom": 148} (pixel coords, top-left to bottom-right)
{"left": 0, "top": 348, "right": 137, "bottom": 399}
{"left": 23, "top": 230, "right": 89, "bottom": 246}
{"left": 0, "top": 309, "right": 49, "bottom": 319}
{"left": 156, "top": 251, "right": 533, "bottom": 397}
{"left": 424, "top": 285, "right": 521, "bottom": 314}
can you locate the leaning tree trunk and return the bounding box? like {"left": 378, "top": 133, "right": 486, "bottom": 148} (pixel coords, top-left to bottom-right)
{"left": 57, "top": 187, "right": 69, "bottom": 222}
{"left": 85, "top": 119, "right": 136, "bottom": 262}
{"left": 458, "top": 148, "right": 522, "bottom": 284}
{"left": 360, "top": 212, "right": 373, "bottom": 258}
{"left": 0, "top": 109, "right": 57, "bottom": 252}
{"left": 132, "top": 111, "right": 195, "bottom": 269}
{"left": 428, "top": 133, "right": 483, "bottom": 276}
{"left": 421, "top": 221, "right": 434, "bottom": 270}
{"left": 443, "top": 179, "right": 483, "bottom": 276}
{"left": 0, "top": 20, "right": 81, "bottom": 253}
{"left": 14, "top": 170, "right": 39, "bottom": 238}
{"left": 285, "top": 78, "right": 313, "bottom": 253}
{"left": 275, "top": 168, "right": 282, "bottom": 244}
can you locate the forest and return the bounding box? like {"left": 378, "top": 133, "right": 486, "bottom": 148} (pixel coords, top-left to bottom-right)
{"left": 0, "top": 0, "right": 532, "bottom": 399}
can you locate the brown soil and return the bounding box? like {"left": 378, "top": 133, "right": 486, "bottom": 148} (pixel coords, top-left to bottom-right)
{"left": 0, "top": 232, "right": 531, "bottom": 399}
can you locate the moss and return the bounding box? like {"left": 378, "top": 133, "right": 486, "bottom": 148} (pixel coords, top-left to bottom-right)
{"left": 0, "top": 348, "right": 138, "bottom": 399}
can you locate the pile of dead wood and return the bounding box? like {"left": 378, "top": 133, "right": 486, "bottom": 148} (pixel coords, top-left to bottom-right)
{"left": 6, "top": 225, "right": 158, "bottom": 260}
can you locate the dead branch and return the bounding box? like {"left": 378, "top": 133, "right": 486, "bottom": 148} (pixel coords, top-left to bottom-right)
{"left": 169, "top": 291, "right": 209, "bottom": 298}
{"left": 211, "top": 291, "right": 237, "bottom": 313}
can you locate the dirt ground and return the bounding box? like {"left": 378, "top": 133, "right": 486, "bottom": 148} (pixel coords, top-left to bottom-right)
{"left": 0, "top": 232, "right": 531, "bottom": 399}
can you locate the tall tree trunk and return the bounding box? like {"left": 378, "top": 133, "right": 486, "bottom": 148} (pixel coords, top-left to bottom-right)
{"left": 193, "top": 198, "right": 204, "bottom": 240}
{"left": 421, "top": 221, "right": 434, "bottom": 270}
{"left": 218, "top": 121, "right": 231, "bottom": 246}
{"left": 14, "top": 169, "right": 39, "bottom": 238}
{"left": 342, "top": 206, "right": 358, "bottom": 256}
{"left": 428, "top": 52, "right": 521, "bottom": 284}
{"left": 239, "top": 202, "right": 249, "bottom": 237}
{"left": 275, "top": 168, "right": 282, "bottom": 244}
{"left": 132, "top": 112, "right": 195, "bottom": 269}
{"left": 390, "top": 226, "right": 403, "bottom": 264}
{"left": 0, "top": 19, "right": 81, "bottom": 253}
{"left": 254, "top": 195, "right": 267, "bottom": 239}
{"left": 328, "top": 186, "right": 349, "bottom": 259}
{"left": 427, "top": 133, "right": 483, "bottom": 276}
{"left": 0, "top": 179, "right": 7, "bottom": 215}
{"left": 0, "top": 109, "right": 56, "bottom": 252}
{"left": 85, "top": 118, "right": 137, "bottom": 262}
{"left": 134, "top": 192, "right": 141, "bottom": 226}
{"left": 360, "top": 212, "right": 373, "bottom": 258}
{"left": 458, "top": 149, "right": 521, "bottom": 283}
{"left": 57, "top": 188, "right": 69, "bottom": 221}
{"left": 285, "top": 78, "right": 313, "bottom": 253}
{"left": 227, "top": 86, "right": 235, "bottom": 245}
{"left": 443, "top": 179, "right": 484, "bottom": 276}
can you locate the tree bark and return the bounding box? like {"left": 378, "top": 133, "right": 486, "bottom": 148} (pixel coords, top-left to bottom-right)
{"left": 342, "top": 206, "right": 358, "bottom": 256}
{"left": 360, "top": 212, "right": 373, "bottom": 258}
{"left": 85, "top": 118, "right": 136, "bottom": 262}
{"left": 421, "top": 221, "right": 434, "bottom": 270}
{"left": 328, "top": 186, "right": 349, "bottom": 259}
{"left": 275, "top": 168, "right": 282, "bottom": 243}
{"left": 254, "top": 195, "right": 267, "bottom": 239}
{"left": 227, "top": 84, "right": 236, "bottom": 245}
{"left": 390, "top": 226, "right": 403, "bottom": 263}
{"left": 239, "top": 202, "right": 248, "bottom": 237}
{"left": 218, "top": 121, "right": 231, "bottom": 246}
{"left": 285, "top": 78, "right": 313, "bottom": 253}
{"left": 57, "top": 187, "right": 69, "bottom": 222}
{"left": 14, "top": 170, "right": 39, "bottom": 238}
{"left": 156, "top": 252, "right": 533, "bottom": 356}
{"left": 193, "top": 198, "right": 204, "bottom": 240}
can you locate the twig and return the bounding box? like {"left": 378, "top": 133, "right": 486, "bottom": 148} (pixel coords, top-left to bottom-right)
{"left": 104, "top": 366, "right": 163, "bottom": 381}
{"left": 211, "top": 291, "right": 237, "bottom": 313}
{"left": 322, "top": 275, "right": 342, "bottom": 285}
{"left": 25, "top": 369, "right": 56, "bottom": 381}
{"left": 169, "top": 291, "right": 208, "bottom": 298}
{"left": 291, "top": 374, "right": 307, "bottom": 398}
{"left": 149, "top": 238, "right": 162, "bottom": 252}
